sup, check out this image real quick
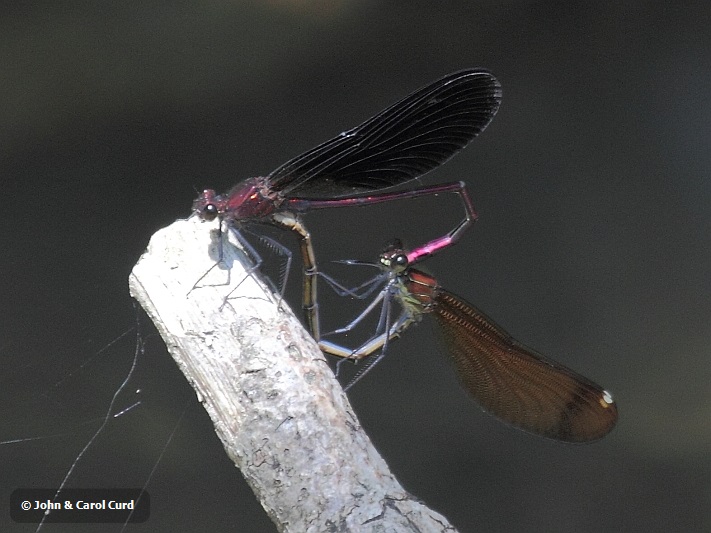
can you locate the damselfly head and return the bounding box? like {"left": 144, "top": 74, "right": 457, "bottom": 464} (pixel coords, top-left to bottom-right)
{"left": 193, "top": 189, "right": 221, "bottom": 221}
{"left": 379, "top": 240, "right": 409, "bottom": 273}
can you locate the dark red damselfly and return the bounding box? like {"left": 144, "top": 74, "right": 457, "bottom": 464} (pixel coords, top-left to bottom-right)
{"left": 192, "top": 70, "right": 501, "bottom": 338}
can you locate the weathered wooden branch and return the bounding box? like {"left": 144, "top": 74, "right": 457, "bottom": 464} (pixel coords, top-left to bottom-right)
{"left": 128, "top": 217, "right": 458, "bottom": 532}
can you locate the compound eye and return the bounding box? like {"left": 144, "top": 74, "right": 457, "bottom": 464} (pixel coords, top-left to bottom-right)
{"left": 393, "top": 253, "right": 409, "bottom": 270}
{"left": 202, "top": 204, "right": 219, "bottom": 221}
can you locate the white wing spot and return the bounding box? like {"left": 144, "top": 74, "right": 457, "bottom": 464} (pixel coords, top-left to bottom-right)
{"left": 601, "top": 390, "right": 614, "bottom": 406}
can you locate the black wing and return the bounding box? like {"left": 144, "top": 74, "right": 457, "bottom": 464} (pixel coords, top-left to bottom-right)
{"left": 268, "top": 69, "right": 502, "bottom": 196}
{"left": 432, "top": 289, "right": 618, "bottom": 442}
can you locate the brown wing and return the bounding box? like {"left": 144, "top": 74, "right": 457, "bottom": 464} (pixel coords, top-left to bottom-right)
{"left": 432, "top": 288, "right": 618, "bottom": 442}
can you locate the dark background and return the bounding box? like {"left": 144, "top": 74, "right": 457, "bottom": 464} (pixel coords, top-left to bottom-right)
{"left": 2, "top": 2, "right": 709, "bottom": 532}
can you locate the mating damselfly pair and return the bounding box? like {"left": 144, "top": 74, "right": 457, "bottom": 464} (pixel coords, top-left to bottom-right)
{"left": 192, "top": 69, "right": 618, "bottom": 443}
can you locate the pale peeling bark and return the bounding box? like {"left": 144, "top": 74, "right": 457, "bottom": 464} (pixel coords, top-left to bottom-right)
{"left": 128, "top": 216, "right": 458, "bottom": 533}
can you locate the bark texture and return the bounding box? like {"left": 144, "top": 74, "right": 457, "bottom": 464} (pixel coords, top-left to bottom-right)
{"left": 128, "top": 217, "right": 458, "bottom": 532}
